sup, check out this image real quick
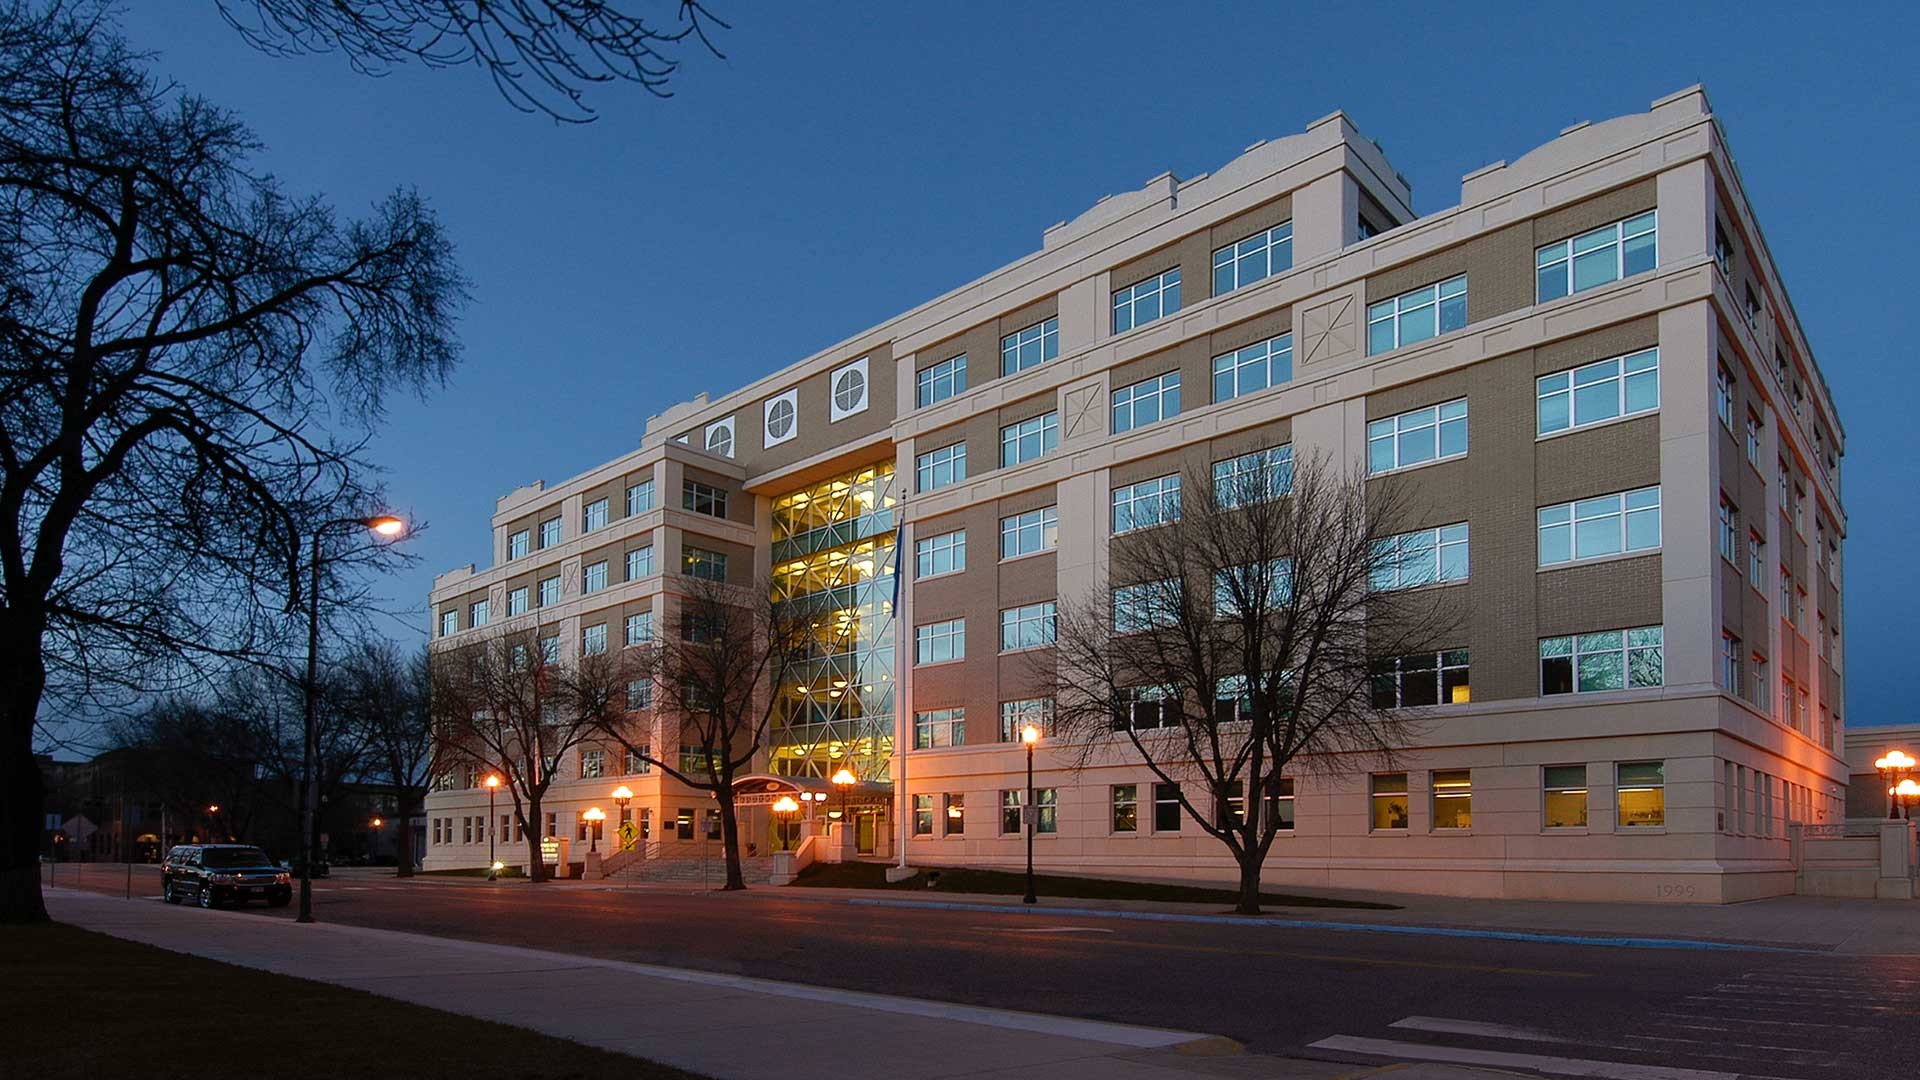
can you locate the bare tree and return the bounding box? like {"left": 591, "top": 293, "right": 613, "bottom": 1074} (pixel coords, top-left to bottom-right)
{"left": 429, "top": 626, "right": 621, "bottom": 882}
{"left": 0, "top": 1, "right": 464, "bottom": 922}
{"left": 334, "top": 638, "right": 435, "bottom": 875}
{"left": 110, "top": 695, "right": 271, "bottom": 847}
{"left": 218, "top": 0, "right": 729, "bottom": 122}
{"left": 1047, "top": 449, "right": 1458, "bottom": 915}
{"left": 584, "top": 573, "right": 808, "bottom": 891}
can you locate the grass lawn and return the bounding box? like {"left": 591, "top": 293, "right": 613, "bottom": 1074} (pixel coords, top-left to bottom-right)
{"left": 2, "top": 921, "right": 705, "bottom": 1080}
{"left": 792, "top": 862, "right": 1398, "bottom": 909}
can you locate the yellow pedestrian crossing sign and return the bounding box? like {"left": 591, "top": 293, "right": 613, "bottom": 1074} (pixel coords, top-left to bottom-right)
{"left": 619, "top": 820, "right": 638, "bottom": 851}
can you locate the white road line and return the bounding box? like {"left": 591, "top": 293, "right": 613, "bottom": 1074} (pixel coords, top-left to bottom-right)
{"left": 985, "top": 926, "right": 1115, "bottom": 935}
{"left": 1661, "top": 1013, "right": 1874, "bottom": 1033}
{"left": 1621, "top": 1033, "right": 1815, "bottom": 1058}
{"left": 1308, "top": 1035, "right": 1745, "bottom": 1080}
{"left": 1389, "top": 1016, "right": 1563, "bottom": 1043}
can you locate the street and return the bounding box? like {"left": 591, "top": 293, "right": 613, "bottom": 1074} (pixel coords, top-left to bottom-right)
{"left": 49, "top": 865, "right": 1920, "bottom": 1079}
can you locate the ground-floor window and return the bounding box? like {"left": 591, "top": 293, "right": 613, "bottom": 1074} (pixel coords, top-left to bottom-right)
{"left": 1431, "top": 770, "right": 1471, "bottom": 830}
{"left": 943, "top": 793, "right": 964, "bottom": 836}
{"left": 1543, "top": 765, "right": 1588, "bottom": 828}
{"left": 1000, "top": 790, "right": 1022, "bottom": 834}
{"left": 913, "top": 794, "right": 934, "bottom": 836}
{"left": 640, "top": 808, "right": 652, "bottom": 841}
{"left": 1264, "top": 779, "right": 1295, "bottom": 831}
{"left": 1215, "top": 780, "right": 1245, "bottom": 827}
{"left": 1153, "top": 782, "right": 1181, "bottom": 832}
{"left": 675, "top": 809, "right": 693, "bottom": 840}
{"left": 544, "top": 812, "right": 557, "bottom": 840}
{"left": 705, "top": 809, "right": 722, "bottom": 841}
{"left": 1616, "top": 761, "right": 1666, "bottom": 827}
{"left": 1371, "top": 774, "right": 1409, "bottom": 830}
{"left": 1036, "top": 788, "right": 1057, "bottom": 833}
{"left": 1111, "top": 785, "right": 1137, "bottom": 833}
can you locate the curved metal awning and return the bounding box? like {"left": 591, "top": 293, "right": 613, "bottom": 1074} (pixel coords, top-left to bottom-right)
{"left": 730, "top": 773, "right": 892, "bottom": 808}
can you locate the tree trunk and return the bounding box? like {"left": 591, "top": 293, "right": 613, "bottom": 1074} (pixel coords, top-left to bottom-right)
{"left": 524, "top": 795, "right": 545, "bottom": 883}
{"left": 1, "top": 620, "right": 51, "bottom": 924}
{"left": 1234, "top": 851, "right": 1264, "bottom": 916}
{"left": 394, "top": 788, "right": 418, "bottom": 877}
{"left": 716, "top": 785, "right": 744, "bottom": 891}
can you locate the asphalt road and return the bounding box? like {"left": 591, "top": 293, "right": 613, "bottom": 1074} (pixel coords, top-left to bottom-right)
{"left": 48, "top": 865, "right": 1920, "bottom": 1079}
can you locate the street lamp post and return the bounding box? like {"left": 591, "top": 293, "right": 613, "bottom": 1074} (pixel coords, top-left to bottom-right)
{"left": 298, "top": 514, "right": 406, "bottom": 925}
{"left": 772, "top": 795, "right": 799, "bottom": 851}
{"left": 831, "top": 768, "right": 857, "bottom": 850}
{"left": 1021, "top": 723, "right": 1040, "bottom": 905}
{"left": 484, "top": 774, "right": 502, "bottom": 869}
{"left": 1896, "top": 779, "right": 1920, "bottom": 821}
{"left": 1875, "top": 750, "right": 1915, "bottom": 820}
{"left": 583, "top": 807, "right": 606, "bottom": 854}
{"left": 611, "top": 785, "right": 633, "bottom": 851}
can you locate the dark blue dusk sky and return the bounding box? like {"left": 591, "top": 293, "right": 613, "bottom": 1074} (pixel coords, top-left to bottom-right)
{"left": 112, "top": 2, "right": 1915, "bottom": 732}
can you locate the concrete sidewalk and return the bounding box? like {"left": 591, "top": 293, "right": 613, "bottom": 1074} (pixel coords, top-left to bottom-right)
{"left": 572, "top": 877, "right": 1920, "bottom": 955}
{"left": 48, "top": 888, "right": 1499, "bottom": 1080}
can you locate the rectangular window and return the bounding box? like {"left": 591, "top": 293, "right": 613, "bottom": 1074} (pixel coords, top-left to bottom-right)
{"left": 913, "top": 707, "right": 965, "bottom": 749}
{"left": 1718, "top": 498, "right": 1739, "bottom": 564}
{"left": 1372, "top": 523, "right": 1469, "bottom": 590}
{"left": 1112, "top": 267, "right": 1181, "bottom": 333}
{"left": 1536, "top": 348, "right": 1659, "bottom": 435}
{"left": 625, "top": 546, "right": 654, "bottom": 581}
{"left": 581, "top": 622, "right": 607, "bottom": 655}
{"left": 1112, "top": 685, "right": 1176, "bottom": 731}
{"left": 1265, "top": 778, "right": 1296, "bottom": 831}
{"left": 1153, "top": 782, "right": 1181, "bottom": 832}
{"left": 683, "top": 547, "right": 727, "bottom": 582}
{"left": 1112, "top": 474, "right": 1181, "bottom": 534}
{"left": 683, "top": 480, "right": 728, "bottom": 518}
{"left": 1370, "top": 774, "right": 1409, "bottom": 830}
{"left": 626, "top": 479, "right": 655, "bottom": 516}
{"left": 1720, "top": 631, "right": 1742, "bottom": 693}
{"left": 539, "top": 517, "right": 562, "bottom": 549}
{"left": 580, "top": 748, "right": 605, "bottom": 779}
{"left": 1540, "top": 626, "right": 1664, "bottom": 695}
{"left": 675, "top": 809, "right": 693, "bottom": 841}
{"left": 1035, "top": 790, "right": 1057, "bottom": 833}
{"left": 1212, "top": 333, "right": 1293, "bottom": 403}
{"left": 915, "top": 529, "right": 966, "bottom": 579}
{"left": 1543, "top": 765, "right": 1588, "bottom": 828}
{"left": 1747, "top": 533, "right": 1766, "bottom": 587}
{"left": 1715, "top": 365, "right": 1734, "bottom": 429}
{"left": 1745, "top": 411, "right": 1762, "bottom": 463}
{"left": 999, "top": 506, "right": 1058, "bottom": 559}
{"left": 1713, "top": 219, "right": 1734, "bottom": 276}
{"left": 1431, "top": 770, "right": 1472, "bottom": 830}
{"left": 706, "top": 809, "right": 722, "bottom": 841}
{"left": 626, "top": 678, "right": 652, "bottom": 711}
{"left": 1616, "top": 761, "right": 1666, "bottom": 827}
{"left": 624, "top": 611, "right": 654, "bottom": 647}
{"left": 439, "top": 610, "right": 457, "bottom": 637}
{"left": 508, "top": 529, "right": 531, "bottom": 560}
{"left": 1212, "top": 559, "right": 1292, "bottom": 619}
{"left": 1751, "top": 654, "right": 1770, "bottom": 713}
{"left": 1111, "top": 785, "right": 1138, "bottom": 833}
{"left": 943, "top": 793, "right": 964, "bottom": 836}
{"left": 914, "top": 618, "right": 965, "bottom": 665}
{"left": 463, "top": 817, "right": 473, "bottom": 844}
{"left": 913, "top": 793, "right": 934, "bottom": 836}
{"left": 999, "top": 698, "right": 1053, "bottom": 741}
{"left": 1000, "top": 790, "right": 1022, "bottom": 834}
{"left": 1212, "top": 221, "right": 1293, "bottom": 294}
{"left": 1000, "top": 412, "right": 1059, "bottom": 467}
{"left": 1367, "top": 399, "right": 1467, "bottom": 474}
{"left": 916, "top": 354, "right": 967, "bottom": 407}
{"left": 1372, "top": 650, "right": 1470, "bottom": 707}
{"left": 1212, "top": 445, "right": 1293, "bottom": 509}
{"left": 1114, "top": 580, "right": 1179, "bottom": 633}
{"left": 1000, "top": 602, "right": 1057, "bottom": 652}
{"left": 502, "top": 587, "right": 526, "bottom": 617}
{"left": 1000, "top": 317, "right": 1059, "bottom": 376}
{"left": 1537, "top": 486, "right": 1661, "bottom": 566}
{"left": 583, "top": 560, "right": 608, "bottom": 593}
{"left": 582, "top": 498, "right": 608, "bottom": 533}
{"left": 1535, "top": 210, "right": 1656, "bottom": 302}
{"left": 538, "top": 576, "right": 561, "bottom": 607}
{"left": 1111, "top": 372, "right": 1180, "bottom": 434}
{"left": 1367, "top": 275, "right": 1466, "bottom": 354}
{"left": 468, "top": 599, "right": 489, "bottom": 628}
{"left": 916, "top": 442, "right": 967, "bottom": 492}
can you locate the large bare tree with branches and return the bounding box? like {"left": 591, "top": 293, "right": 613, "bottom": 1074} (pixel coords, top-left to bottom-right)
{"left": 1047, "top": 449, "right": 1459, "bottom": 915}
{"left": 217, "top": 0, "right": 728, "bottom": 122}
{"left": 333, "top": 637, "right": 435, "bottom": 875}
{"left": 585, "top": 573, "right": 809, "bottom": 891}
{"left": 0, "top": 1, "right": 464, "bottom": 922}
{"left": 429, "top": 625, "right": 623, "bottom": 882}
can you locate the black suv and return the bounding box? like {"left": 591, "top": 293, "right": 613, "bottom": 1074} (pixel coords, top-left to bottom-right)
{"left": 161, "top": 844, "right": 292, "bottom": 909}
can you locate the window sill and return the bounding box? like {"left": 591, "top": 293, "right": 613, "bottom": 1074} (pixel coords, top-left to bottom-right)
{"left": 916, "top": 569, "right": 966, "bottom": 584}
{"left": 1366, "top": 453, "right": 1467, "bottom": 481}
{"left": 1368, "top": 828, "right": 1409, "bottom": 835}
{"left": 914, "top": 658, "right": 966, "bottom": 670}
{"left": 1543, "top": 827, "right": 1589, "bottom": 835}
{"left": 998, "top": 645, "right": 1055, "bottom": 657}
{"left": 1534, "top": 408, "right": 1660, "bottom": 443}
{"left": 1538, "top": 548, "right": 1660, "bottom": 573}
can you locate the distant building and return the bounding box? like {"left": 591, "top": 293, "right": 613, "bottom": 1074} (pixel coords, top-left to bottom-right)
{"left": 426, "top": 87, "right": 1847, "bottom": 902}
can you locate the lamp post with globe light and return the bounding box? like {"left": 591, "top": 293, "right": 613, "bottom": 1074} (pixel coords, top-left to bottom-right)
{"left": 1876, "top": 751, "right": 1916, "bottom": 820}
{"left": 1021, "top": 723, "right": 1041, "bottom": 905}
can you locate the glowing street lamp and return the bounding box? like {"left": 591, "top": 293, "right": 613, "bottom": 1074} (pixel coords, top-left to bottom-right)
{"left": 831, "top": 768, "right": 857, "bottom": 833}
{"left": 611, "top": 785, "right": 634, "bottom": 850}
{"left": 1876, "top": 750, "right": 1916, "bottom": 820}
{"left": 772, "top": 795, "right": 800, "bottom": 852}
{"left": 1894, "top": 778, "right": 1920, "bottom": 821}
{"left": 1021, "top": 723, "right": 1041, "bottom": 905}
{"left": 583, "top": 807, "right": 607, "bottom": 854}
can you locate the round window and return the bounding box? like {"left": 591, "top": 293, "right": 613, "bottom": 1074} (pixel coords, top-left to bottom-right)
{"left": 705, "top": 423, "right": 733, "bottom": 457}
{"left": 833, "top": 368, "right": 865, "bottom": 413}
{"left": 766, "top": 398, "right": 796, "bottom": 440}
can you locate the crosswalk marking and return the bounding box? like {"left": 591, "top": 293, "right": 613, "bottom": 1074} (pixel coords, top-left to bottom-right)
{"left": 1308, "top": 1034, "right": 1742, "bottom": 1080}
{"left": 1388, "top": 1016, "right": 1562, "bottom": 1043}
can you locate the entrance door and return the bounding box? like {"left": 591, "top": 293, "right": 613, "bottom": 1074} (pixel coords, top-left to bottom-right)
{"left": 855, "top": 810, "right": 877, "bottom": 855}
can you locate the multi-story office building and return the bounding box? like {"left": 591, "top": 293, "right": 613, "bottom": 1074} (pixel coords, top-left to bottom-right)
{"left": 425, "top": 86, "right": 1848, "bottom": 902}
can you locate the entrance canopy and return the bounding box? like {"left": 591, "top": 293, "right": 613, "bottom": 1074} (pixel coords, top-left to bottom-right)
{"left": 730, "top": 773, "right": 892, "bottom": 810}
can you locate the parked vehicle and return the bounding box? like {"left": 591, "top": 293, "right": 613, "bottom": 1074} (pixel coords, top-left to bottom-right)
{"left": 161, "top": 844, "right": 291, "bottom": 909}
